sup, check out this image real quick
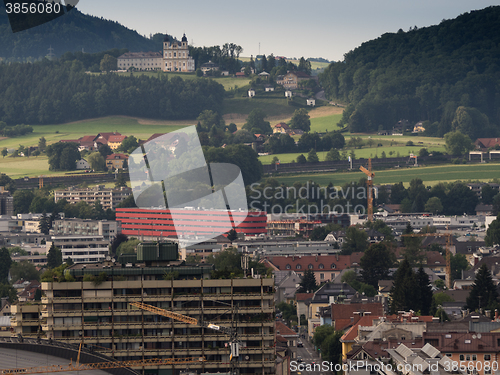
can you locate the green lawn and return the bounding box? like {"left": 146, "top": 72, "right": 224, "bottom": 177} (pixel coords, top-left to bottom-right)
{"left": 222, "top": 97, "right": 295, "bottom": 118}
{"left": 269, "top": 163, "right": 500, "bottom": 187}
{"left": 116, "top": 71, "right": 252, "bottom": 91}
{"left": 259, "top": 145, "right": 447, "bottom": 164}
{"left": 310, "top": 113, "right": 343, "bottom": 133}
{"left": 0, "top": 116, "right": 188, "bottom": 150}
{"left": 0, "top": 155, "right": 55, "bottom": 178}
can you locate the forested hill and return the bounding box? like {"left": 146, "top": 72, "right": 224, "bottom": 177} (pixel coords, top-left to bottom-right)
{"left": 0, "top": 5, "right": 162, "bottom": 59}
{"left": 319, "top": 6, "right": 500, "bottom": 139}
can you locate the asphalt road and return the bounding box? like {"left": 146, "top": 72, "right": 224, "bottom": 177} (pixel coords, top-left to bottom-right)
{"left": 291, "top": 338, "right": 326, "bottom": 375}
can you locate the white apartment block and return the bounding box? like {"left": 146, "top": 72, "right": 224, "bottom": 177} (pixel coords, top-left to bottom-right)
{"left": 54, "top": 185, "right": 132, "bottom": 210}
{"left": 46, "top": 235, "right": 109, "bottom": 263}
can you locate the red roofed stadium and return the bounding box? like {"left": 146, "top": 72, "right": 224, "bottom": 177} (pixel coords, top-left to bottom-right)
{"left": 116, "top": 208, "right": 267, "bottom": 239}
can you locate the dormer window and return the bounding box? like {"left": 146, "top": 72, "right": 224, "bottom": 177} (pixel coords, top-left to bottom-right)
{"left": 296, "top": 264, "right": 302, "bottom": 269}
{"left": 319, "top": 264, "right": 324, "bottom": 269}
{"left": 331, "top": 264, "right": 336, "bottom": 269}
{"left": 286, "top": 264, "right": 291, "bottom": 270}
{"left": 308, "top": 264, "right": 314, "bottom": 269}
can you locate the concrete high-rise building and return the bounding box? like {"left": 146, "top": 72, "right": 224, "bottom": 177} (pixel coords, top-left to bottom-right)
{"left": 31, "top": 242, "right": 275, "bottom": 375}
{"left": 0, "top": 186, "right": 13, "bottom": 217}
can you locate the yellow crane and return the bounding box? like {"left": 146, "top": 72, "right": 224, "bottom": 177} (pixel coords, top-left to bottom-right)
{"left": 359, "top": 158, "right": 375, "bottom": 221}
{"left": 402, "top": 232, "right": 453, "bottom": 288}
{"left": 0, "top": 356, "right": 204, "bottom": 375}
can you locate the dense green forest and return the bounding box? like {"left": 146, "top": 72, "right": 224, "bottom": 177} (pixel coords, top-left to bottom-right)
{"left": 0, "top": 61, "right": 225, "bottom": 124}
{"left": 319, "top": 6, "right": 500, "bottom": 138}
{"left": 0, "top": 5, "right": 162, "bottom": 59}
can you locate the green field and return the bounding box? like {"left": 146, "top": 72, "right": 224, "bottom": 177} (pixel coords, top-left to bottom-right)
{"left": 117, "top": 71, "right": 252, "bottom": 91}
{"left": 0, "top": 116, "right": 188, "bottom": 150}
{"left": 259, "top": 144, "right": 447, "bottom": 165}
{"left": 222, "top": 97, "right": 295, "bottom": 118}
{"left": 310, "top": 113, "right": 343, "bottom": 133}
{"left": 269, "top": 163, "right": 500, "bottom": 187}
{"left": 0, "top": 155, "right": 54, "bottom": 178}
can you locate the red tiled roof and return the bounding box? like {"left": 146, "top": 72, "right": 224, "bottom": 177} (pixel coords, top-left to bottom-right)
{"left": 274, "top": 123, "right": 290, "bottom": 129}
{"left": 295, "top": 293, "right": 314, "bottom": 301}
{"left": 475, "top": 138, "right": 500, "bottom": 149}
{"left": 276, "top": 321, "right": 298, "bottom": 337}
{"left": 106, "top": 153, "right": 128, "bottom": 160}
{"left": 426, "top": 251, "right": 446, "bottom": 266}
{"left": 331, "top": 303, "right": 384, "bottom": 321}
{"left": 108, "top": 135, "right": 126, "bottom": 143}
{"left": 79, "top": 135, "right": 96, "bottom": 143}
{"left": 265, "top": 255, "right": 352, "bottom": 272}
{"left": 341, "top": 315, "right": 380, "bottom": 342}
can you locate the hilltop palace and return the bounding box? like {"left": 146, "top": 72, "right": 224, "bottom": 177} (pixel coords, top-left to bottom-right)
{"left": 117, "top": 34, "right": 195, "bottom": 72}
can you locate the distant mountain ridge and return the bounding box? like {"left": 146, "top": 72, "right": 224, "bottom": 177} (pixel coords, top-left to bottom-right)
{"left": 0, "top": 5, "right": 164, "bottom": 59}
{"left": 319, "top": 6, "right": 500, "bottom": 138}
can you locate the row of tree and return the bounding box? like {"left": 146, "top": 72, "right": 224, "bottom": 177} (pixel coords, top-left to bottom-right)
{"left": 0, "top": 60, "right": 225, "bottom": 125}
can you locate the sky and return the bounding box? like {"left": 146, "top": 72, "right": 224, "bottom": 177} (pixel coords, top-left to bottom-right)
{"left": 77, "top": 0, "right": 500, "bottom": 62}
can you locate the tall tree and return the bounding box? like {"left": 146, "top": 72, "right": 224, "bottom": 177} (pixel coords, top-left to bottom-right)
{"left": 298, "top": 269, "right": 317, "bottom": 293}
{"left": 415, "top": 266, "right": 433, "bottom": 315}
{"left": 0, "top": 247, "right": 12, "bottom": 284}
{"left": 390, "top": 258, "right": 416, "bottom": 314}
{"left": 466, "top": 264, "right": 499, "bottom": 311}
{"left": 47, "top": 243, "right": 63, "bottom": 269}
{"left": 360, "top": 243, "right": 395, "bottom": 288}
{"left": 341, "top": 226, "right": 368, "bottom": 255}
{"left": 485, "top": 214, "right": 500, "bottom": 246}
{"left": 307, "top": 148, "right": 319, "bottom": 163}
{"left": 38, "top": 210, "right": 50, "bottom": 235}
{"left": 290, "top": 108, "right": 311, "bottom": 132}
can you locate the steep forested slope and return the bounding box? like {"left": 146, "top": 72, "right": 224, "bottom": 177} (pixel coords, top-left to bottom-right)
{"left": 0, "top": 5, "right": 162, "bottom": 59}
{"left": 319, "top": 6, "right": 500, "bottom": 138}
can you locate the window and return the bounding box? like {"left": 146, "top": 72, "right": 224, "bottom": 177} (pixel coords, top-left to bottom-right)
{"left": 466, "top": 355, "right": 471, "bottom": 361}
{"left": 319, "top": 264, "right": 324, "bottom": 269}
{"left": 472, "top": 355, "right": 476, "bottom": 361}
{"left": 460, "top": 355, "right": 465, "bottom": 361}
{"left": 285, "top": 264, "right": 291, "bottom": 270}
{"left": 296, "top": 264, "right": 301, "bottom": 269}
{"left": 320, "top": 274, "right": 324, "bottom": 280}
{"left": 446, "top": 354, "right": 452, "bottom": 357}
{"left": 331, "top": 264, "right": 336, "bottom": 269}
{"left": 308, "top": 264, "right": 313, "bottom": 269}
{"left": 484, "top": 355, "right": 491, "bottom": 360}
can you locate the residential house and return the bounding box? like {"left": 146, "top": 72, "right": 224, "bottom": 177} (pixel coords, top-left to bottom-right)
{"left": 264, "top": 85, "right": 274, "bottom": 92}
{"left": 275, "top": 271, "right": 302, "bottom": 304}
{"left": 475, "top": 138, "right": 500, "bottom": 151}
{"left": 423, "top": 331, "right": 499, "bottom": 375}
{"left": 76, "top": 158, "right": 90, "bottom": 170}
{"left": 273, "top": 123, "right": 291, "bottom": 134}
{"left": 107, "top": 134, "right": 127, "bottom": 150}
{"left": 413, "top": 122, "right": 426, "bottom": 133}
{"left": 295, "top": 293, "right": 313, "bottom": 325}
{"left": 278, "top": 71, "right": 311, "bottom": 90}
{"left": 105, "top": 153, "right": 128, "bottom": 170}
{"left": 200, "top": 61, "right": 219, "bottom": 74}
{"left": 264, "top": 254, "right": 352, "bottom": 284}
{"left": 306, "top": 98, "right": 315, "bottom": 107}
{"left": 248, "top": 89, "right": 255, "bottom": 98}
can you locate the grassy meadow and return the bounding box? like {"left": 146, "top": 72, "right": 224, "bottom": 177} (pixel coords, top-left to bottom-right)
{"left": 0, "top": 116, "right": 188, "bottom": 150}
{"left": 270, "top": 163, "right": 500, "bottom": 187}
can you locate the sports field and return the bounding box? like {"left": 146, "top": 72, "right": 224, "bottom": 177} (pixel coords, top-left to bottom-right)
{"left": 270, "top": 163, "right": 500, "bottom": 187}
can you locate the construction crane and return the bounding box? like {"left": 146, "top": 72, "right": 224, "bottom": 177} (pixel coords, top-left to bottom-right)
{"left": 0, "top": 356, "right": 205, "bottom": 375}
{"left": 359, "top": 158, "right": 375, "bottom": 221}
{"left": 130, "top": 302, "right": 240, "bottom": 372}
{"left": 402, "top": 232, "right": 453, "bottom": 288}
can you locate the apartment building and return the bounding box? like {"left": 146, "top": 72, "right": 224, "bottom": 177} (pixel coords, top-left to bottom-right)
{"left": 52, "top": 218, "right": 121, "bottom": 242}
{"left": 31, "top": 242, "right": 275, "bottom": 375}
{"left": 46, "top": 235, "right": 109, "bottom": 263}
{"left": 54, "top": 186, "right": 132, "bottom": 210}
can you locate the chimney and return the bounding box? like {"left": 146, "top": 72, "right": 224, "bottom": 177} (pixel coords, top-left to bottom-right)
{"left": 353, "top": 311, "right": 361, "bottom": 324}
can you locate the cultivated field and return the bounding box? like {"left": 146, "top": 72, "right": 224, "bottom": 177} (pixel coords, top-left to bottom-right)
{"left": 0, "top": 116, "right": 188, "bottom": 150}
{"left": 270, "top": 163, "right": 500, "bottom": 187}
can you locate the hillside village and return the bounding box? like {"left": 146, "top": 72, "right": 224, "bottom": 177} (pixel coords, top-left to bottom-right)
{"left": 1, "top": 6, "right": 500, "bottom": 375}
